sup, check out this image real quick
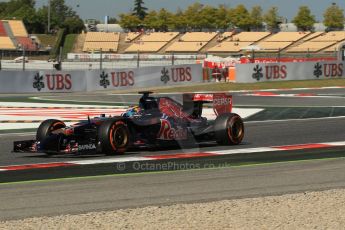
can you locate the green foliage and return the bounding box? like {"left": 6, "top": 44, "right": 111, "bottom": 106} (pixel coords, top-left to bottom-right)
{"left": 119, "top": 14, "right": 141, "bottom": 31}
{"left": 292, "top": 6, "right": 316, "bottom": 31}
{"left": 133, "top": 0, "right": 147, "bottom": 20}
{"left": 62, "top": 34, "right": 77, "bottom": 57}
{"left": 229, "top": 4, "right": 252, "bottom": 31}
{"left": 323, "top": 4, "right": 345, "bottom": 30}
{"left": 250, "top": 6, "right": 263, "bottom": 30}
{"left": 264, "top": 7, "right": 281, "bottom": 31}
{"left": 50, "top": 28, "right": 66, "bottom": 58}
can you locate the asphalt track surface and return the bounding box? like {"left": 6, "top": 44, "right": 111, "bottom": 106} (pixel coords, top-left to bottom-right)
{"left": 1, "top": 88, "right": 345, "bottom": 220}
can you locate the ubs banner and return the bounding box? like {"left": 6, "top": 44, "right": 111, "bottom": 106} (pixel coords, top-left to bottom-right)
{"left": 236, "top": 61, "right": 345, "bottom": 83}
{"left": 0, "top": 64, "right": 202, "bottom": 93}
{"left": 86, "top": 64, "right": 202, "bottom": 91}
{"left": 0, "top": 70, "right": 86, "bottom": 93}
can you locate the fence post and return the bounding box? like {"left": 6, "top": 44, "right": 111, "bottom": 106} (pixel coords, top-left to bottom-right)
{"left": 172, "top": 53, "right": 175, "bottom": 66}
{"left": 22, "top": 47, "right": 26, "bottom": 71}
{"left": 100, "top": 48, "right": 103, "bottom": 70}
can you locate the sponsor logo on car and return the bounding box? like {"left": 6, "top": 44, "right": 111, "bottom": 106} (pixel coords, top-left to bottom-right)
{"left": 157, "top": 119, "right": 187, "bottom": 140}
{"left": 78, "top": 144, "right": 96, "bottom": 151}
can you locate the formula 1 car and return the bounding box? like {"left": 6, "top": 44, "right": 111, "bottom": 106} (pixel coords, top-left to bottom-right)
{"left": 13, "top": 92, "right": 244, "bottom": 155}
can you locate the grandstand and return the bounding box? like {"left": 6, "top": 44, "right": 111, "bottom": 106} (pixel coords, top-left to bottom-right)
{"left": 125, "top": 32, "right": 141, "bottom": 42}
{"left": 324, "top": 42, "right": 345, "bottom": 52}
{"left": 124, "top": 42, "right": 167, "bottom": 53}
{"left": 166, "top": 42, "right": 207, "bottom": 53}
{"left": 208, "top": 42, "right": 253, "bottom": 53}
{"left": 0, "top": 37, "right": 16, "bottom": 50}
{"left": 85, "top": 32, "right": 120, "bottom": 42}
{"left": 311, "top": 31, "right": 345, "bottom": 42}
{"left": 301, "top": 32, "right": 325, "bottom": 41}
{"left": 179, "top": 32, "right": 217, "bottom": 42}
{"left": 0, "top": 21, "right": 7, "bottom": 36}
{"left": 265, "top": 32, "right": 310, "bottom": 42}
{"left": 287, "top": 41, "right": 336, "bottom": 53}
{"left": 286, "top": 31, "right": 345, "bottom": 53}
{"left": 230, "top": 32, "right": 270, "bottom": 42}
{"left": 255, "top": 41, "right": 293, "bottom": 52}
{"left": 138, "top": 32, "right": 179, "bottom": 42}
{"left": 6, "top": 20, "right": 28, "bottom": 37}
{"left": 83, "top": 32, "right": 120, "bottom": 52}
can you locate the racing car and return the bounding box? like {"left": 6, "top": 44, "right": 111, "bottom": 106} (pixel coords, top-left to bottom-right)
{"left": 13, "top": 92, "right": 244, "bottom": 155}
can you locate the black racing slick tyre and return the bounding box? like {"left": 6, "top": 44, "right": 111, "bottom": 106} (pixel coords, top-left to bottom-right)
{"left": 36, "top": 119, "right": 66, "bottom": 142}
{"left": 214, "top": 113, "right": 244, "bottom": 145}
{"left": 98, "top": 119, "right": 130, "bottom": 155}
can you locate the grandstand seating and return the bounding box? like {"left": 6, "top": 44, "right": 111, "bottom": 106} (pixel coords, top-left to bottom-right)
{"left": 16, "top": 37, "right": 37, "bottom": 51}
{"left": 0, "top": 37, "right": 16, "bottom": 50}
{"left": 85, "top": 32, "right": 120, "bottom": 42}
{"left": 166, "top": 42, "right": 207, "bottom": 52}
{"left": 323, "top": 42, "right": 342, "bottom": 52}
{"left": 125, "top": 42, "right": 167, "bottom": 53}
{"left": 139, "top": 32, "right": 179, "bottom": 42}
{"left": 83, "top": 32, "right": 120, "bottom": 52}
{"left": 311, "top": 31, "right": 345, "bottom": 42}
{"left": 6, "top": 20, "right": 28, "bottom": 37}
{"left": 179, "top": 32, "right": 218, "bottom": 42}
{"left": 0, "top": 21, "right": 7, "bottom": 36}
{"left": 286, "top": 41, "right": 336, "bottom": 53}
{"left": 255, "top": 41, "right": 293, "bottom": 52}
{"left": 83, "top": 42, "right": 119, "bottom": 52}
{"left": 125, "top": 32, "right": 141, "bottom": 42}
{"left": 208, "top": 42, "right": 253, "bottom": 53}
{"left": 230, "top": 32, "right": 270, "bottom": 42}
{"left": 301, "top": 32, "right": 324, "bottom": 41}
{"left": 265, "top": 32, "right": 310, "bottom": 42}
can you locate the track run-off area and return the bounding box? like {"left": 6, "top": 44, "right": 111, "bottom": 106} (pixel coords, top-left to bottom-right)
{"left": 2, "top": 86, "right": 345, "bottom": 220}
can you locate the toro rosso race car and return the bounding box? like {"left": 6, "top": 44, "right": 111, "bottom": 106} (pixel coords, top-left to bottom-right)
{"left": 13, "top": 92, "right": 244, "bottom": 155}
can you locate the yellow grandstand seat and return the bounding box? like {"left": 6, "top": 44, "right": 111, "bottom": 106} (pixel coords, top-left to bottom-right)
{"left": 208, "top": 42, "right": 253, "bottom": 53}
{"left": 179, "top": 32, "right": 218, "bottom": 42}
{"left": 139, "top": 32, "right": 179, "bottom": 42}
{"left": 125, "top": 42, "right": 167, "bottom": 53}
{"left": 0, "top": 37, "right": 16, "bottom": 50}
{"left": 5, "top": 20, "right": 28, "bottom": 37}
{"left": 230, "top": 32, "right": 270, "bottom": 42}
{"left": 166, "top": 42, "right": 207, "bottom": 52}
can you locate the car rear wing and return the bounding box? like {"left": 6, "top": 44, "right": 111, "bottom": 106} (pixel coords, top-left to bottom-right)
{"left": 183, "top": 93, "right": 233, "bottom": 117}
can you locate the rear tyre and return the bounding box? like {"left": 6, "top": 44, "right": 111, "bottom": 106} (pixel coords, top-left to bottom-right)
{"left": 36, "top": 119, "right": 66, "bottom": 142}
{"left": 214, "top": 113, "right": 244, "bottom": 145}
{"left": 98, "top": 119, "right": 130, "bottom": 155}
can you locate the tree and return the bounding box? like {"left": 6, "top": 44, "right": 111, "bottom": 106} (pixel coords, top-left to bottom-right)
{"left": 184, "top": 2, "right": 205, "bottom": 31}
{"left": 133, "top": 0, "right": 147, "bottom": 20}
{"left": 119, "top": 13, "right": 142, "bottom": 31}
{"left": 250, "top": 6, "right": 263, "bottom": 31}
{"left": 292, "top": 6, "right": 315, "bottom": 31}
{"left": 323, "top": 3, "right": 344, "bottom": 30}
{"left": 199, "top": 6, "right": 217, "bottom": 30}
{"left": 229, "top": 4, "right": 252, "bottom": 31}
{"left": 264, "top": 6, "right": 281, "bottom": 31}
{"left": 215, "top": 4, "right": 231, "bottom": 30}
{"left": 171, "top": 8, "right": 188, "bottom": 31}
{"left": 143, "top": 10, "right": 159, "bottom": 30}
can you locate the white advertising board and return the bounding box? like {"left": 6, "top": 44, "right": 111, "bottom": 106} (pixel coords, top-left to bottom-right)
{"left": 235, "top": 61, "right": 345, "bottom": 83}
{"left": 0, "top": 64, "right": 202, "bottom": 93}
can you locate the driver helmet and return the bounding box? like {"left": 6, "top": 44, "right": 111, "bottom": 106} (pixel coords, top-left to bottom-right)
{"left": 122, "top": 106, "right": 142, "bottom": 117}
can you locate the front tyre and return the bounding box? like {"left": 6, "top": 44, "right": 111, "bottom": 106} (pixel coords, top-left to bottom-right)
{"left": 36, "top": 119, "right": 66, "bottom": 142}
{"left": 214, "top": 113, "right": 244, "bottom": 145}
{"left": 98, "top": 119, "right": 130, "bottom": 155}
